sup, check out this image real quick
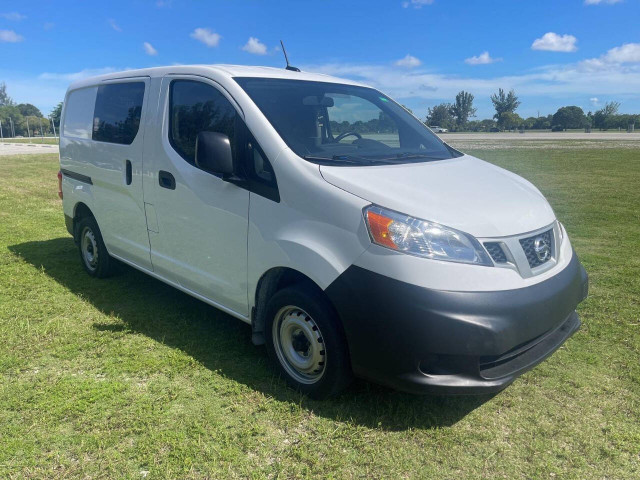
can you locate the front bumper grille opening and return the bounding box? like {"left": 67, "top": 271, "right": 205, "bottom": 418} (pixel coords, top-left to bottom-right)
{"left": 484, "top": 242, "right": 508, "bottom": 264}
{"left": 519, "top": 229, "right": 554, "bottom": 268}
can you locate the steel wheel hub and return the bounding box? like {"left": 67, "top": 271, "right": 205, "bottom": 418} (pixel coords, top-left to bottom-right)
{"left": 273, "top": 306, "right": 326, "bottom": 384}
{"left": 81, "top": 227, "right": 99, "bottom": 271}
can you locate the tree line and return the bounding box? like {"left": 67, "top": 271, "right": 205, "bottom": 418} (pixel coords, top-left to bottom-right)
{"left": 425, "top": 88, "right": 639, "bottom": 132}
{"left": 0, "top": 82, "right": 62, "bottom": 137}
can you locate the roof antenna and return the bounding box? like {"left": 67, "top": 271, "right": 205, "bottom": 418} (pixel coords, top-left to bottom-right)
{"left": 280, "top": 40, "right": 301, "bottom": 72}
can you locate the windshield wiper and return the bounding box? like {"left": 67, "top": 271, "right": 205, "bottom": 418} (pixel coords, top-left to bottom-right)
{"left": 374, "top": 153, "right": 436, "bottom": 162}
{"left": 303, "top": 155, "right": 362, "bottom": 165}
{"left": 303, "top": 154, "right": 392, "bottom": 166}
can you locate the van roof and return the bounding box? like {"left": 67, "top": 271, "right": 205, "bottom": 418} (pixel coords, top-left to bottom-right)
{"left": 67, "top": 64, "right": 368, "bottom": 90}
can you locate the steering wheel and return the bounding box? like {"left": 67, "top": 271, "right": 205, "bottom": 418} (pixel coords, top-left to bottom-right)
{"left": 334, "top": 131, "right": 362, "bottom": 143}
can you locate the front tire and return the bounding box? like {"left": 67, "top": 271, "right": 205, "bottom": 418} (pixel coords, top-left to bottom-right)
{"left": 77, "top": 216, "right": 115, "bottom": 278}
{"left": 265, "top": 285, "right": 352, "bottom": 399}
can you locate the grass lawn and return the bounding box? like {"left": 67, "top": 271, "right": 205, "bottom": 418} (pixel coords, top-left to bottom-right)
{"left": 1, "top": 147, "right": 639, "bottom": 479}
{"left": 1, "top": 137, "right": 59, "bottom": 145}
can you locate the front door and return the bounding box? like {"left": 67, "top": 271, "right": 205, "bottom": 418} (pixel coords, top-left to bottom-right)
{"left": 143, "top": 76, "right": 250, "bottom": 316}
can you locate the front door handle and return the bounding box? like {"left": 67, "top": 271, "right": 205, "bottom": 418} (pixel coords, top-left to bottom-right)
{"left": 158, "top": 170, "right": 176, "bottom": 190}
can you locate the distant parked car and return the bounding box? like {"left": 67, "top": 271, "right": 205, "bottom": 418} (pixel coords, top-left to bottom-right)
{"left": 429, "top": 126, "right": 448, "bottom": 133}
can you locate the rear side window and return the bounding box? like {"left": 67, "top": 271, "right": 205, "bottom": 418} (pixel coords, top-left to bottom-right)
{"left": 92, "top": 82, "right": 145, "bottom": 145}
{"left": 63, "top": 87, "right": 97, "bottom": 139}
{"left": 169, "top": 80, "right": 236, "bottom": 164}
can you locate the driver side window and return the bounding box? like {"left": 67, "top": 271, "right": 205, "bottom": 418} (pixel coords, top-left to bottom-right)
{"left": 169, "top": 80, "right": 236, "bottom": 165}
{"left": 327, "top": 95, "right": 401, "bottom": 148}
{"left": 169, "top": 79, "right": 279, "bottom": 202}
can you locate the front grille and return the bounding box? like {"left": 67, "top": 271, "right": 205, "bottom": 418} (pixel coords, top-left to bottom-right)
{"left": 484, "top": 242, "right": 508, "bottom": 264}
{"left": 519, "top": 229, "right": 553, "bottom": 268}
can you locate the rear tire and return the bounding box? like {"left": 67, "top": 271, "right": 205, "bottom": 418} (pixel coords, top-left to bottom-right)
{"left": 76, "top": 216, "right": 115, "bottom": 278}
{"left": 265, "top": 284, "right": 353, "bottom": 399}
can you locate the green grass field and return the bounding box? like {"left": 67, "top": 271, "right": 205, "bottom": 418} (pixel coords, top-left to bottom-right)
{"left": 1, "top": 146, "right": 639, "bottom": 479}
{"left": 1, "top": 137, "right": 59, "bottom": 145}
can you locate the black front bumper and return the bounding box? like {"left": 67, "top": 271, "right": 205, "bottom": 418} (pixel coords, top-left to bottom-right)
{"left": 325, "top": 250, "right": 588, "bottom": 394}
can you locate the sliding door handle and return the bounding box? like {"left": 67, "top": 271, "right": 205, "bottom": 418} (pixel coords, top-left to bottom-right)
{"left": 125, "top": 160, "right": 132, "bottom": 185}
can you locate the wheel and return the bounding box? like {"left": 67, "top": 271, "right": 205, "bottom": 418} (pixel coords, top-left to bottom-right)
{"left": 76, "top": 216, "right": 115, "bottom": 278}
{"left": 265, "top": 285, "right": 353, "bottom": 399}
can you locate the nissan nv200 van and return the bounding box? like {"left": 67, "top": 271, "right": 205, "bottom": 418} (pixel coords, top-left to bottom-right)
{"left": 59, "top": 65, "right": 588, "bottom": 398}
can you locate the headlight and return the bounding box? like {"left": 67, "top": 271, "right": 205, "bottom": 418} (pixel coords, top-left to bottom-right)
{"left": 364, "top": 205, "right": 492, "bottom": 266}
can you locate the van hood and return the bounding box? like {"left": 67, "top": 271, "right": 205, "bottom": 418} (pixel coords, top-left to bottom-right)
{"left": 319, "top": 154, "right": 556, "bottom": 238}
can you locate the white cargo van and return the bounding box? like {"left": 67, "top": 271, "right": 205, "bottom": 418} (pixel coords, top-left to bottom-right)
{"left": 59, "top": 65, "right": 588, "bottom": 398}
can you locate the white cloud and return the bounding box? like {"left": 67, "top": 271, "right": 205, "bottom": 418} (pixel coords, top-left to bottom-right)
{"left": 578, "top": 42, "right": 640, "bottom": 72}
{"left": 302, "top": 54, "right": 640, "bottom": 115}
{"left": 5, "top": 67, "right": 123, "bottom": 115}
{"left": 156, "top": 0, "right": 172, "bottom": 7}
{"left": 584, "top": 0, "right": 622, "bottom": 4}
{"left": 143, "top": 42, "right": 158, "bottom": 56}
{"left": 395, "top": 54, "right": 422, "bottom": 68}
{"left": 1, "top": 12, "right": 26, "bottom": 21}
{"left": 39, "top": 67, "right": 118, "bottom": 82}
{"left": 3, "top": 76, "right": 69, "bottom": 116}
{"left": 0, "top": 30, "right": 23, "bottom": 43}
{"left": 602, "top": 43, "right": 640, "bottom": 64}
{"left": 108, "top": 19, "right": 122, "bottom": 32}
{"left": 590, "top": 97, "right": 599, "bottom": 106}
{"left": 190, "top": 28, "right": 221, "bottom": 47}
{"left": 242, "top": 37, "right": 268, "bottom": 55}
{"left": 8, "top": 39, "right": 640, "bottom": 122}
{"left": 402, "top": 0, "right": 434, "bottom": 8}
{"left": 464, "top": 51, "right": 501, "bottom": 65}
{"left": 532, "top": 32, "right": 578, "bottom": 52}
{"left": 43, "top": 22, "right": 55, "bottom": 31}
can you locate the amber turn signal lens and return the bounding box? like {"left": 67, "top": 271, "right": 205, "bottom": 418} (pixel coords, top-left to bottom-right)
{"left": 365, "top": 210, "right": 397, "bottom": 249}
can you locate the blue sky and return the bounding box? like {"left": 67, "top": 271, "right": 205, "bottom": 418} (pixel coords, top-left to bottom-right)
{"left": 1, "top": 0, "right": 639, "bottom": 120}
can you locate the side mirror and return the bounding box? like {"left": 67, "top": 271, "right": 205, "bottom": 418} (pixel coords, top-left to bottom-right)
{"left": 195, "top": 131, "right": 233, "bottom": 176}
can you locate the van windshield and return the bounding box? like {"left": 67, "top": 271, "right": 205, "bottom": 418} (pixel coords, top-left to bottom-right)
{"left": 234, "top": 78, "right": 459, "bottom": 166}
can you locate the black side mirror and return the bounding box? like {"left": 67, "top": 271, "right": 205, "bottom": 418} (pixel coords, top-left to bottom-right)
{"left": 195, "top": 131, "right": 233, "bottom": 176}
